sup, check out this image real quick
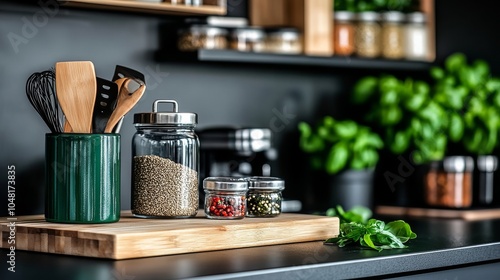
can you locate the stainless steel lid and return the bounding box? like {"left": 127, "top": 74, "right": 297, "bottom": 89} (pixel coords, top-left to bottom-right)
{"left": 180, "top": 25, "right": 228, "bottom": 36}
{"left": 442, "top": 156, "right": 474, "bottom": 172}
{"left": 477, "top": 155, "right": 498, "bottom": 172}
{"left": 357, "top": 11, "right": 380, "bottom": 22}
{"left": 406, "top": 12, "right": 427, "bottom": 23}
{"left": 334, "top": 11, "right": 356, "bottom": 22}
{"left": 382, "top": 11, "right": 406, "bottom": 23}
{"left": 134, "top": 99, "right": 197, "bottom": 126}
{"left": 231, "top": 27, "right": 265, "bottom": 40}
{"left": 248, "top": 176, "right": 285, "bottom": 190}
{"left": 203, "top": 177, "right": 249, "bottom": 191}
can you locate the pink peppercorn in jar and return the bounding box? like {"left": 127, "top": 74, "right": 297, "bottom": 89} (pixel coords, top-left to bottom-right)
{"left": 203, "top": 177, "right": 249, "bottom": 219}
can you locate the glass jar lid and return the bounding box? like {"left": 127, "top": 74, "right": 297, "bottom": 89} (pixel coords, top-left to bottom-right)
{"left": 406, "top": 12, "right": 427, "bottom": 23}
{"left": 357, "top": 11, "right": 380, "bottom": 22}
{"left": 180, "top": 25, "right": 228, "bottom": 36}
{"left": 203, "top": 177, "right": 249, "bottom": 191}
{"left": 266, "top": 27, "right": 301, "bottom": 40}
{"left": 431, "top": 156, "right": 474, "bottom": 172}
{"left": 231, "top": 27, "right": 265, "bottom": 40}
{"left": 248, "top": 176, "right": 285, "bottom": 190}
{"left": 334, "top": 11, "right": 356, "bottom": 22}
{"left": 382, "top": 11, "right": 406, "bottom": 23}
{"left": 134, "top": 99, "right": 197, "bottom": 126}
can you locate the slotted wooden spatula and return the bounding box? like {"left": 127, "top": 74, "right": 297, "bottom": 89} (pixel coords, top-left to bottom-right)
{"left": 55, "top": 61, "right": 97, "bottom": 133}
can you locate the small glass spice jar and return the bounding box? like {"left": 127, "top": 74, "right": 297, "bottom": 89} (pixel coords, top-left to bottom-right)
{"left": 381, "top": 11, "right": 406, "bottom": 59}
{"left": 203, "top": 177, "right": 249, "bottom": 219}
{"left": 177, "top": 25, "right": 228, "bottom": 51}
{"left": 425, "top": 156, "right": 474, "bottom": 208}
{"left": 404, "top": 12, "right": 429, "bottom": 60}
{"left": 265, "top": 28, "right": 303, "bottom": 54}
{"left": 333, "top": 11, "right": 356, "bottom": 56}
{"left": 355, "top": 12, "right": 381, "bottom": 58}
{"left": 246, "top": 177, "right": 285, "bottom": 218}
{"left": 132, "top": 100, "right": 199, "bottom": 218}
{"left": 230, "top": 27, "right": 266, "bottom": 52}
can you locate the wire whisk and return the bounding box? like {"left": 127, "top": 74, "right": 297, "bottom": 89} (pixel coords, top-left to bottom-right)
{"left": 26, "top": 69, "right": 64, "bottom": 133}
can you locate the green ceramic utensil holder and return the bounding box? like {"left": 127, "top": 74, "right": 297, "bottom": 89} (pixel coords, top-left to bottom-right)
{"left": 45, "top": 133, "right": 121, "bottom": 223}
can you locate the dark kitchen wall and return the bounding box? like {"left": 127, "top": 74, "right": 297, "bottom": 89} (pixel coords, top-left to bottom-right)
{"left": 0, "top": 1, "right": 355, "bottom": 215}
{"left": 1, "top": 0, "right": 499, "bottom": 215}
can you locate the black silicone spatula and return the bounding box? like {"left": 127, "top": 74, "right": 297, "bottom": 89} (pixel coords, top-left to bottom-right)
{"left": 92, "top": 77, "right": 118, "bottom": 133}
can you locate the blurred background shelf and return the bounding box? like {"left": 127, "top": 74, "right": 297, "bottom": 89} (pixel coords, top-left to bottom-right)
{"left": 58, "top": 0, "right": 227, "bottom": 16}
{"left": 156, "top": 49, "right": 433, "bottom": 71}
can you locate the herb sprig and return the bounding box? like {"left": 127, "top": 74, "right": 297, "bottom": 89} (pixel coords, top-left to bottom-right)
{"left": 325, "top": 205, "right": 417, "bottom": 252}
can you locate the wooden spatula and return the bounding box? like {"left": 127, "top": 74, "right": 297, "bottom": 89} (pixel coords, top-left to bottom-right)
{"left": 104, "top": 78, "right": 146, "bottom": 133}
{"left": 55, "top": 61, "right": 97, "bottom": 133}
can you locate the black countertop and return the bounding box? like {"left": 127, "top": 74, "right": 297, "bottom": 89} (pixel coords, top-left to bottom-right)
{"left": 2, "top": 216, "right": 500, "bottom": 280}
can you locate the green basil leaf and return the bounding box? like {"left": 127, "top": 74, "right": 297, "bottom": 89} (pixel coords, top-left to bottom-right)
{"left": 325, "top": 141, "right": 349, "bottom": 174}
{"left": 353, "top": 76, "right": 378, "bottom": 104}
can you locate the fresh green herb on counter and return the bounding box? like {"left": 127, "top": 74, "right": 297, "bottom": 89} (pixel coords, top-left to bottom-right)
{"left": 325, "top": 205, "right": 417, "bottom": 252}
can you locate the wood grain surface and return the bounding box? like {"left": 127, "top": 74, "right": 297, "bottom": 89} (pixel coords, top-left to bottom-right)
{"left": 1, "top": 211, "right": 339, "bottom": 260}
{"left": 376, "top": 205, "right": 500, "bottom": 220}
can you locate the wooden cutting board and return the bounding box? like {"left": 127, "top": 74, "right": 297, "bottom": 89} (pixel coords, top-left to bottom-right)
{"left": 0, "top": 211, "right": 338, "bottom": 260}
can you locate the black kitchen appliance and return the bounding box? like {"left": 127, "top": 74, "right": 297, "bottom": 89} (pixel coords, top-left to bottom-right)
{"left": 198, "top": 127, "right": 276, "bottom": 180}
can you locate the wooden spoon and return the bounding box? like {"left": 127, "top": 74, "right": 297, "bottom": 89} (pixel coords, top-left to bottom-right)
{"left": 55, "top": 61, "right": 97, "bottom": 133}
{"left": 104, "top": 78, "right": 146, "bottom": 133}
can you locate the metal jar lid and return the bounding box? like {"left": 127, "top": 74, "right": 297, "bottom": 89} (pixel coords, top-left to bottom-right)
{"left": 248, "top": 176, "right": 285, "bottom": 191}
{"left": 203, "top": 177, "right": 249, "bottom": 191}
{"left": 134, "top": 99, "right": 197, "bottom": 126}
{"left": 180, "top": 25, "right": 228, "bottom": 36}
{"left": 266, "top": 28, "right": 301, "bottom": 41}
{"left": 334, "top": 11, "right": 356, "bottom": 22}
{"left": 382, "top": 11, "right": 406, "bottom": 23}
{"left": 231, "top": 27, "right": 266, "bottom": 41}
{"left": 357, "top": 11, "right": 380, "bottom": 22}
{"left": 406, "top": 12, "right": 427, "bottom": 24}
{"left": 432, "top": 156, "right": 474, "bottom": 172}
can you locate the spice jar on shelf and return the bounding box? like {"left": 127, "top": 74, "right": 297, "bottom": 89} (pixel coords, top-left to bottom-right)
{"left": 381, "top": 11, "right": 406, "bottom": 59}
{"left": 132, "top": 99, "right": 199, "bottom": 218}
{"left": 246, "top": 177, "right": 285, "bottom": 218}
{"left": 203, "top": 177, "right": 249, "bottom": 219}
{"left": 355, "top": 12, "right": 381, "bottom": 58}
{"left": 264, "top": 28, "right": 303, "bottom": 54}
{"left": 230, "top": 27, "right": 266, "bottom": 52}
{"left": 333, "top": 11, "right": 356, "bottom": 56}
{"left": 425, "top": 156, "right": 474, "bottom": 208}
{"left": 177, "top": 25, "right": 228, "bottom": 51}
{"left": 404, "top": 12, "right": 429, "bottom": 60}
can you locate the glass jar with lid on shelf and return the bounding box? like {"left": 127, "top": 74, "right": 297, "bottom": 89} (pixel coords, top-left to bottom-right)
{"left": 404, "top": 12, "right": 429, "bottom": 60}
{"left": 355, "top": 11, "right": 381, "bottom": 58}
{"left": 264, "top": 28, "right": 303, "bottom": 54}
{"left": 177, "top": 25, "right": 228, "bottom": 51}
{"left": 333, "top": 11, "right": 356, "bottom": 56}
{"left": 230, "top": 27, "right": 266, "bottom": 52}
{"left": 381, "top": 11, "right": 406, "bottom": 59}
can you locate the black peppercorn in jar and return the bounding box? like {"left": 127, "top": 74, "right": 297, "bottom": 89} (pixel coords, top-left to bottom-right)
{"left": 132, "top": 100, "right": 199, "bottom": 218}
{"left": 246, "top": 177, "right": 285, "bottom": 218}
{"left": 203, "top": 177, "right": 249, "bottom": 219}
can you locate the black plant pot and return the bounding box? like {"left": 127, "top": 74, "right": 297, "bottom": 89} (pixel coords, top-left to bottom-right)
{"left": 327, "top": 168, "right": 375, "bottom": 211}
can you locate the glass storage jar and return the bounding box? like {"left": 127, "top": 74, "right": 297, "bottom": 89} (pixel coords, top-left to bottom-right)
{"left": 355, "top": 12, "right": 381, "bottom": 58}
{"left": 246, "top": 177, "right": 285, "bottom": 218}
{"left": 132, "top": 99, "right": 199, "bottom": 218}
{"left": 404, "top": 12, "right": 429, "bottom": 60}
{"left": 230, "top": 27, "right": 266, "bottom": 52}
{"left": 381, "top": 11, "right": 406, "bottom": 59}
{"left": 333, "top": 11, "right": 356, "bottom": 56}
{"left": 177, "top": 25, "right": 228, "bottom": 51}
{"left": 203, "top": 177, "right": 248, "bottom": 219}
{"left": 265, "top": 28, "right": 303, "bottom": 54}
{"left": 425, "top": 156, "right": 474, "bottom": 208}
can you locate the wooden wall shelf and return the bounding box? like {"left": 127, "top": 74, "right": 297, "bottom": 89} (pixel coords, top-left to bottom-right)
{"left": 58, "top": 0, "right": 227, "bottom": 16}
{"left": 156, "top": 49, "right": 432, "bottom": 71}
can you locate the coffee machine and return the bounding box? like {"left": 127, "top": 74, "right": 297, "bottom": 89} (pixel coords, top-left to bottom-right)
{"left": 198, "top": 127, "right": 277, "bottom": 180}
